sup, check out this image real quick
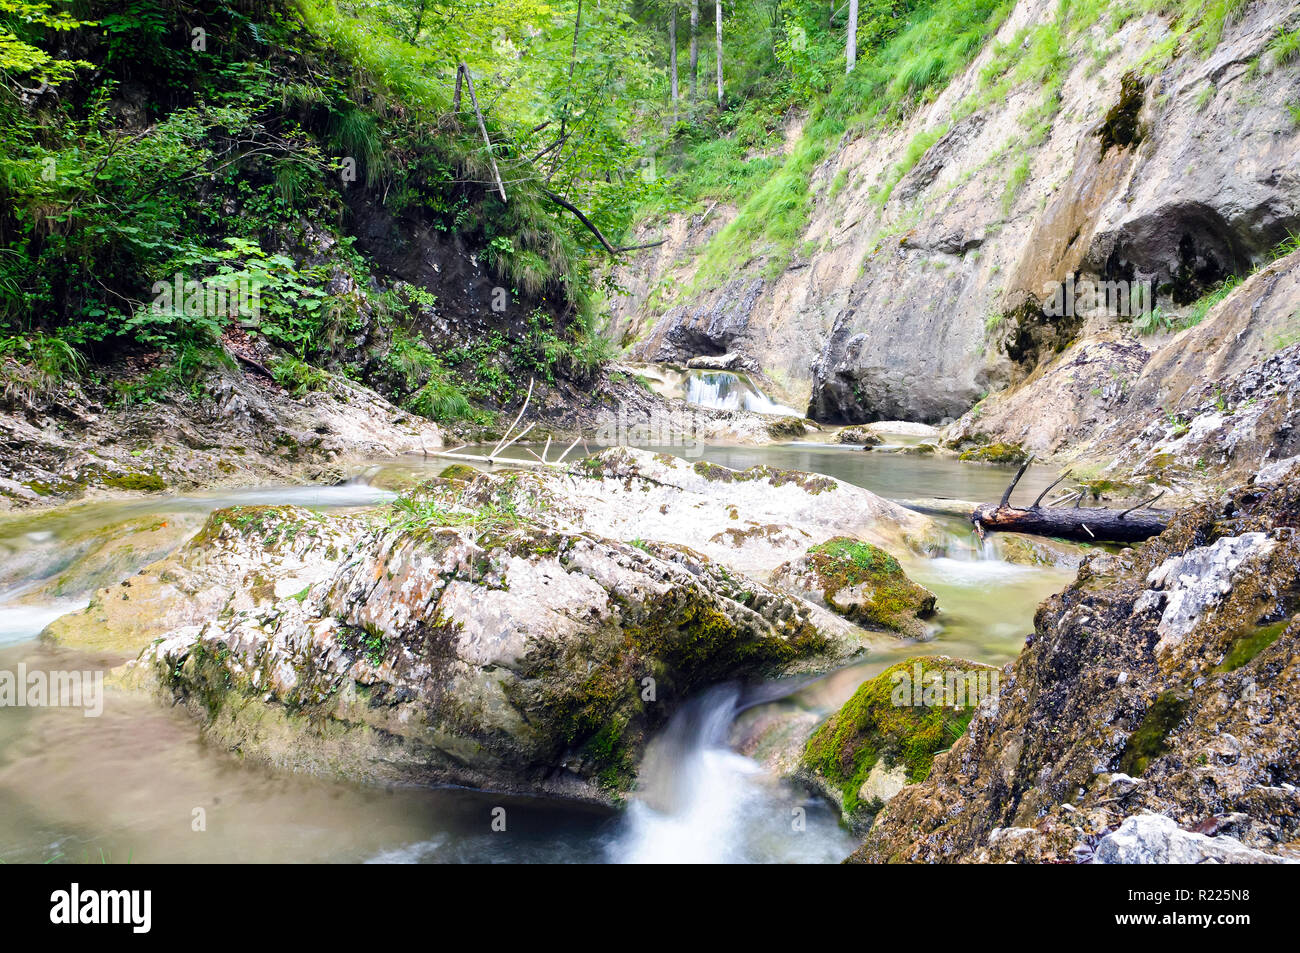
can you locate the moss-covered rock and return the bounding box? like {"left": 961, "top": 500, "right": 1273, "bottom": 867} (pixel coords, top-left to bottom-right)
{"left": 437, "top": 464, "right": 480, "bottom": 481}
{"left": 98, "top": 470, "right": 166, "bottom": 492}
{"left": 771, "top": 537, "right": 936, "bottom": 637}
{"left": 801, "top": 656, "right": 993, "bottom": 832}
{"left": 898, "top": 442, "right": 937, "bottom": 455}
{"left": 958, "top": 442, "right": 1028, "bottom": 464}
{"left": 766, "top": 416, "right": 808, "bottom": 439}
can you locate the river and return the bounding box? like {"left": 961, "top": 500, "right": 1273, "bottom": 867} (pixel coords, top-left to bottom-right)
{"left": 0, "top": 443, "right": 1080, "bottom": 863}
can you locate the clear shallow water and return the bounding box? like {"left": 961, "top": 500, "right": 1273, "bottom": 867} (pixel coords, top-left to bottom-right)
{"left": 0, "top": 444, "right": 1080, "bottom": 863}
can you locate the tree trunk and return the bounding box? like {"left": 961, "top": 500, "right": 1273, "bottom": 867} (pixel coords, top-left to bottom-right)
{"left": 970, "top": 502, "right": 1173, "bottom": 544}
{"left": 715, "top": 1, "right": 724, "bottom": 106}
{"left": 690, "top": 0, "right": 699, "bottom": 101}
{"left": 846, "top": 0, "right": 857, "bottom": 73}
{"left": 669, "top": 9, "right": 679, "bottom": 121}
{"left": 968, "top": 454, "right": 1173, "bottom": 544}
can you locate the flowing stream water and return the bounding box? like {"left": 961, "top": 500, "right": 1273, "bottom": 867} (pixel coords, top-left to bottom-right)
{"left": 0, "top": 442, "right": 1081, "bottom": 863}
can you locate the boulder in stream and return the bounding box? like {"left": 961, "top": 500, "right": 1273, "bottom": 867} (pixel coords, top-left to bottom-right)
{"left": 119, "top": 509, "right": 845, "bottom": 802}
{"left": 770, "top": 538, "right": 937, "bottom": 637}
{"left": 798, "top": 656, "right": 996, "bottom": 833}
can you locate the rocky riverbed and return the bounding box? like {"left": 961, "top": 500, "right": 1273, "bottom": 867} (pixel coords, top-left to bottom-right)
{"left": 40, "top": 449, "right": 941, "bottom": 803}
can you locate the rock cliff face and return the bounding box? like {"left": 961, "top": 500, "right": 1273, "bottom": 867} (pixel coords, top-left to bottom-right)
{"left": 946, "top": 250, "right": 1300, "bottom": 491}
{"left": 851, "top": 459, "right": 1300, "bottom": 864}
{"left": 614, "top": 1, "right": 1300, "bottom": 428}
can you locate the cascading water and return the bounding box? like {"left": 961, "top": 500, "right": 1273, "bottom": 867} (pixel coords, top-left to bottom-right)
{"left": 684, "top": 371, "right": 803, "bottom": 418}
{"left": 606, "top": 684, "right": 854, "bottom": 863}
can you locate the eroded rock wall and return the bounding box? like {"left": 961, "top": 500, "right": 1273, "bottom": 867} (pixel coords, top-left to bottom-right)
{"left": 615, "top": 1, "right": 1300, "bottom": 425}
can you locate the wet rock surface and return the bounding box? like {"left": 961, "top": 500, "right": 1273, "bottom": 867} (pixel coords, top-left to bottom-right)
{"left": 851, "top": 462, "right": 1300, "bottom": 863}
{"left": 770, "top": 538, "right": 937, "bottom": 637}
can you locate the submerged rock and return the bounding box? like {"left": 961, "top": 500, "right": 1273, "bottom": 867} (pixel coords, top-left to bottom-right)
{"left": 771, "top": 537, "right": 937, "bottom": 637}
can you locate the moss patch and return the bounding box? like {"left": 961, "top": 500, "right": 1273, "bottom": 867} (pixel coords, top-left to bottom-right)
{"left": 438, "top": 464, "right": 479, "bottom": 481}
{"left": 1216, "top": 618, "right": 1292, "bottom": 673}
{"left": 803, "top": 537, "right": 936, "bottom": 633}
{"left": 958, "top": 442, "right": 1028, "bottom": 464}
{"left": 99, "top": 471, "right": 166, "bottom": 492}
{"left": 1117, "top": 689, "right": 1191, "bottom": 776}
{"left": 1098, "top": 70, "right": 1145, "bottom": 154}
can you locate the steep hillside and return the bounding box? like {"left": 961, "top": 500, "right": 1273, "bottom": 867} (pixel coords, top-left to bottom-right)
{"left": 0, "top": 0, "right": 672, "bottom": 503}
{"left": 614, "top": 0, "right": 1300, "bottom": 434}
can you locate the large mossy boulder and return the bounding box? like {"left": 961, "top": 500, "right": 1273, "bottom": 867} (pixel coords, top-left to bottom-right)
{"left": 770, "top": 537, "right": 936, "bottom": 637}
{"left": 120, "top": 498, "right": 845, "bottom": 803}
{"left": 801, "top": 656, "right": 995, "bottom": 832}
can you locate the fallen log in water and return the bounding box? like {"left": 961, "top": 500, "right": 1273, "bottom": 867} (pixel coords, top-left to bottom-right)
{"left": 970, "top": 457, "right": 1173, "bottom": 544}
{"left": 971, "top": 501, "right": 1172, "bottom": 543}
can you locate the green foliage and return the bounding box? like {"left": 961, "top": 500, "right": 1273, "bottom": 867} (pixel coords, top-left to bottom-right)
{"left": 386, "top": 484, "right": 528, "bottom": 535}
{"left": 1181, "top": 276, "right": 1241, "bottom": 330}
{"left": 1272, "top": 25, "right": 1300, "bottom": 65}
{"left": 271, "top": 355, "right": 329, "bottom": 396}
{"left": 111, "top": 342, "right": 231, "bottom": 406}
{"left": 688, "top": 0, "right": 1014, "bottom": 288}
{"left": 1133, "top": 305, "right": 1172, "bottom": 335}
{"left": 387, "top": 331, "right": 474, "bottom": 422}
{"left": 0, "top": 0, "right": 94, "bottom": 86}
{"left": 0, "top": 330, "right": 83, "bottom": 398}
{"left": 1001, "top": 153, "right": 1031, "bottom": 215}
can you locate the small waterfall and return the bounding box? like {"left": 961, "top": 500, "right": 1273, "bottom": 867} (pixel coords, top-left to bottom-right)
{"left": 606, "top": 684, "right": 853, "bottom": 863}
{"left": 684, "top": 371, "right": 803, "bottom": 418}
